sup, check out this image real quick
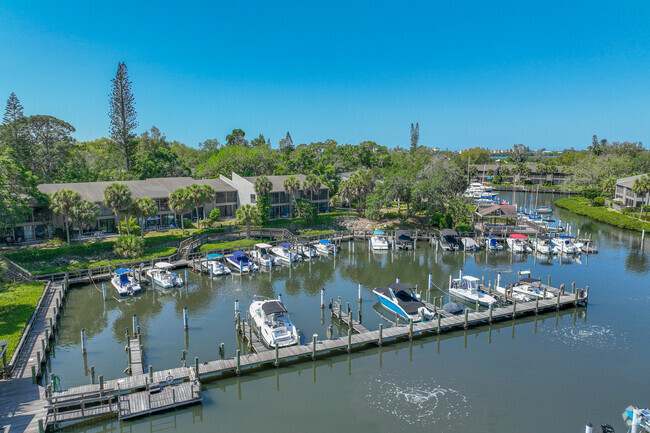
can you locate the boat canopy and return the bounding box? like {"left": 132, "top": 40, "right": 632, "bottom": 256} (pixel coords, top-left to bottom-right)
{"left": 509, "top": 234, "right": 528, "bottom": 239}
{"left": 279, "top": 242, "right": 293, "bottom": 247}
{"left": 206, "top": 253, "right": 224, "bottom": 260}
{"left": 255, "top": 243, "right": 273, "bottom": 249}
{"left": 558, "top": 235, "right": 574, "bottom": 239}
{"left": 439, "top": 229, "right": 459, "bottom": 236}
{"left": 261, "top": 300, "right": 288, "bottom": 315}
{"left": 155, "top": 262, "right": 173, "bottom": 269}
{"left": 462, "top": 276, "right": 479, "bottom": 282}
{"left": 318, "top": 239, "right": 332, "bottom": 244}
{"left": 519, "top": 277, "right": 540, "bottom": 284}
{"left": 114, "top": 268, "right": 133, "bottom": 275}
{"left": 231, "top": 251, "right": 248, "bottom": 257}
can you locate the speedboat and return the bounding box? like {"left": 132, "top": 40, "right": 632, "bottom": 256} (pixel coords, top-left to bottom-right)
{"left": 448, "top": 273, "right": 497, "bottom": 306}
{"left": 249, "top": 298, "right": 299, "bottom": 348}
{"left": 532, "top": 236, "right": 554, "bottom": 254}
{"left": 551, "top": 235, "right": 580, "bottom": 254}
{"left": 461, "top": 237, "right": 480, "bottom": 251}
{"left": 201, "top": 253, "right": 232, "bottom": 275}
{"left": 146, "top": 262, "right": 183, "bottom": 288}
{"left": 372, "top": 282, "right": 435, "bottom": 322}
{"left": 394, "top": 230, "right": 413, "bottom": 250}
{"left": 250, "top": 243, "right": 280, "bottom": 267}
{"left": 535, "top": 205, "right": 552, "bottom": 214}
{"left": 314, "top": 239, "right": 335, "bottom": 255}
{"left": 511, "top": 278, "right": 554, "bottom": 299}
{"left": 574, "top": 238, "right": 598, "bottom": 254}
{"left": 293, "top": 241, "right": 318, "bottom": 258}
{"left": 370, "top": 230, "right": 389, "bottom": 250}
{"left": 506, "top": 234, "right": 532, "bottom": 253}
{"left": 495, "top": 284, "right": 530, "bottom": 302}
{"left": 439, "top": 229, "right": 460, "bottom": 251}
{"left": 271, "top": 243, "right": 302, "bottom": 264}
{"left": 226, "top": 250, "right": 258, "bottom": 272}
{"left": 111, "top": 268, "right": 142, "bottom": 297}
{"left": 486, "top": 235, "right": 504, "bottom": 251}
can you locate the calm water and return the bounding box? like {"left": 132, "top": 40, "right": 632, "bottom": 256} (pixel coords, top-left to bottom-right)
{"left": 50, "top": 192, "right": 650, "bottom": 433}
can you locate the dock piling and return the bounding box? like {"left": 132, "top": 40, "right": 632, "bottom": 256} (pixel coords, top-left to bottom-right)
{"left": 149, "top": 365, "right": 153, "bottom": 381}
{"left": 236, "top": 350, "right": 241, "bottom": 375}
{"left": 102, "top": 282, "right": 106, "bottom": 300}
{"left": 347, "top": 327, "right": 352, "bottom": 352}
{"left": 463, "top": 309, "right": 468, "bottom": 329}
{"left": 219, "top": 343, "right": 224, "bottom": 359}
{"left": 274, "top": 345, "right": 279, "bottom": 367}
{"left": 488, "top": 304, "right": 493, "bottom": 323}
{"left": 184, "top": 268, "right": 188, "bottom": 289}
{"left": 409, "top": 319, "right": 413, "bottom": 340}
{"left": 132, "top": 315, "right": 137, "bottom": 337}
{"left": 195, "top": 357, "right": 199, "bottom": 381}
{"left": 358, "top": 283, "right": 362, "bottom": 303}
{"left": 99, "top": 375, "right": 104, "bottom": 390}
{"left": 320, "top": 288, "right": 324, "bottom": 309}
{"left": 437, "top": 313, "right": 441, "bottom": 334}
{"left": 535, "top": 296, "right": 539, "bottom": 314}
{"left": 89, "top": 365, "right": 95, "bottom": 384}
{"left": 378, "top": 324, "right": 383, "bottom": 346}
{"left": 183, "top": 307, "right": 188, "bottom": 330}
{"left": 81, "top": 329, "right": 87, "bottom": 354}
{"left": 312, "top": 334, "right": 317, "bottom": 360}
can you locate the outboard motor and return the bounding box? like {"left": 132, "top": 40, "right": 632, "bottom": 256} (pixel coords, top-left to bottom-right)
{"left": 601, "top": 424, "right": 615, "bottom": 433}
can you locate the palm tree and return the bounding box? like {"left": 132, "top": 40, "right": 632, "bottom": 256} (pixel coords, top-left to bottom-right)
{"left": 50, "top": 189, "right": 82, "bottom": 246}
{"left": 254, "top": 175, "right": 273, "bottom": 197}
{"left": 303, "top": 174, "right": 321, "bottom": 202}
{"left": 186, "top": 184, "right": 215, "bottom": 228}
{"left": 283, "top": 176, "right": 301, "bottom": 217}
{"left": 131, "top": 197, "right": 158, "bottom": 238}
{"left": 169, "top": 188, "right": 192, "bottom": 233}
{"left": 255, "top": 175, "right": 273, "bottom": 222}
{"left": 599, "top": 177, "right": 617, "bottom": 198}
{"left": 103, "top": 183, "right": 133, "bottom": 235}
{"left": 235, "top": 204, "right": 261, "bottom": 239}
{"left": 70, "top": 200, "right": 99, "bottom": 237}
{"left": 632, "top": 175, "right": 650, "bottom": 217}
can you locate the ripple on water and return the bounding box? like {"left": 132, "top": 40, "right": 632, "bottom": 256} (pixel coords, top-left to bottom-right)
{"left": 364, "top": 374, "right": 470, "bottom": 429}
{"left": 542, "top": 322, "right": 628, "bottom": 350}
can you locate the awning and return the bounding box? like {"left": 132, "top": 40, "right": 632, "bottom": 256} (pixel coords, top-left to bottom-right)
{"left": 114, "top": 268, "right": 133, "bottom": 275}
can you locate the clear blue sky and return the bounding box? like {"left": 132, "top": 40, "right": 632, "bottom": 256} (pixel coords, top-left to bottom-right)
{"left": 1, "top": 0, "right": 649, "bottom": 150}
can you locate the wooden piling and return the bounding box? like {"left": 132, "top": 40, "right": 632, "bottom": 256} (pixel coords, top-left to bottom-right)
{"left": 535, "top": 296, "right": 539, "bottom": 314}
{"left": 378, "top": 324, "right": 383, "bottom": 346}
{"left": 437, "top": 313, "right": 441, "bottom": 334}
{"left": 99, "top": 375, "right": 104, "bottom": 390}
{"left": 409, "top": 319, "right": 413, "bottom": 340}
{"left": 236, "top": 350, "right": 241, "bottom": 375}
{"left": 347, "top": 327, "right": 352, "bottom": 352}
{"left": 183, "top": 307, "right": 189, "bottom": 329}
{"left": 195, "top": 357, "right": 199, "bottom": 381}
{"left": 219, "top": 343, "right": 225, "bottom": 359}
{"left": 274, "top": 345, "right": 279, "bottom": 367}
{"left": 81, "top": 329, "right": 87, "bottom": 354}
{"left": 463, "top": 309, "right": 468, "bottom": 329}
{"left": 312, "top": 334, "right": 317, "bottom": 360}
{"left": 89, "top": 365, "right": 95, "bottom": 384}
{"left": 488, "top": 304, "right": 493, "bottom": 323}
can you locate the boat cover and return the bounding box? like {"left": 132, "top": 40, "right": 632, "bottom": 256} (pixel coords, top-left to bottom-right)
{"left": 206, "top": 253, "right": 224, "bottom": 259}
{"left": 439, "top": 229, "right": 459, "bottom": 237}
{"left": 231, "top": 251, "right": 248, "bottom": 257}
{"left": 519, "top": 278, "right": 541, "bottom": 284}
{"left": 115, "top": 268, "right": 133, "bottom": 275}
{"left": 374, "top": 230, "right": 384, "bottom": 234}
{"left": 279, "top": 242, "right": 293, "bottom": 247}
{"left": 509, "top": 234, "right": 528, "bottom": 239}
{"left": 261, "top": 300, "right": 288, "bottom": 315}
{"left": 442, "top": 302, "right": 464, "bottom": 314}
{"left": 377, "top": 283, "right": 425, "bottom": 315}
{"left": 318, "top": 239, "right": 332, "bottom": 244}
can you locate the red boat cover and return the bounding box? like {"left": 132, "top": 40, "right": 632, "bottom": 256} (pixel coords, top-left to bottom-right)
{"left": 509, "top": 234, "right": 528, "bottom": 239}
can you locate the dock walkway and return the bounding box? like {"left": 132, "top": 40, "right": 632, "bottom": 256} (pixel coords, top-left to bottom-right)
{"left": 330, "top": 303, "right": 369, "bottom": 333}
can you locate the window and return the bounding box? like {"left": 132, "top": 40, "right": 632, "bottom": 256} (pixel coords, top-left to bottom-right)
{"left": 250, "top": 194, "right": 256, "bottom": 203}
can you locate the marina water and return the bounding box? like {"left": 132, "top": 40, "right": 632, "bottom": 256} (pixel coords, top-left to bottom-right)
{"left": 52, "top": 192, "right": 650, "bottom": 433}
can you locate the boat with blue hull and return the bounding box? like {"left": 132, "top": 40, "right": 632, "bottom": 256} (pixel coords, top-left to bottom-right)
{"left": 226, "top": 250, "right": 258, "bottom": 273}
{"left": 372, "top": 282, "right": 435, "bottom": 322}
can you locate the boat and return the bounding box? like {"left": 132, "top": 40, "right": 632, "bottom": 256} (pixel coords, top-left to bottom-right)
{"left": 250, "top": 243, "right": 280, "bottom": 267}
{"left": 314, "top": 239, "right": 335, "bottom": 255}
{"left": 441, "top": 302, "right": 465, "bottom": 315}
{"left": 551, "top": 235, "right": 580, "bottom": 254}
{"left": 394, "top": 230, "right": 413, "bottom": 250}
{"left": 201, "top": 253, "right": 232, "bottom": 275}
{"left": 534, "top": 205, "right": 553, "bottom": 214}
{"left": 439, "top": 229, "right": 460, "bottom": 251}
{"left": 372, "top": 282, "right": 435, "bottom": 322}
{"left": 293, "top": 240, "right": 319, "bottom": 258}
{"left": 622, "top": 405, "right": 650, "bottom": 432}
{"left": 370, "top": 230, "right": 389, "bottom": 250}
{"left": 448, "top": 273, "right": 497, "bottom": 306}
{"left": 271, "top": 243, "right": 302, "bottom": 264}
{"left": 506, "top": 234, "right": 533, "bottom": 253}
{"left": 574, "top": 238, "right": 598, "bottom": 254}
{"left": 461, "top": 237, "right": 480, "bottom": 251}
{"left": 495, "top": 284, "right": 530, "bottom": 302}
{"left": 486, "top": 235, "right": 504, "bottom": 251}
{"left": 226, "top": 250, "right": 258, "bottom": 272}
{"left": 146, "top": 262, "right": 183, "bottom": 288}
{"left": 511, "top": 277, "right": 554, "bottom": 299}
{"left": 532, "top": 236, "right": 554, "bottom": 254}
{"left": 111, "top": 268, "right": 142, "bottom": 297}
{"left": 249, "top": 298, "right": 299, "bottom": 348}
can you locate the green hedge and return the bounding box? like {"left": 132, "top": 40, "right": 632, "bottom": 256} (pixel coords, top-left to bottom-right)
{"left": 555, "top": 197, "right": 650, "bottom": 232}
{"left": 199, "top": 238, "right": 262, "bottom": 252}
{"left": 0, "top": 281, "right": 46, "bottom": 361}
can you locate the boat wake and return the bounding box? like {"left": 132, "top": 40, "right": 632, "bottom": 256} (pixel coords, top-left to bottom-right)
{"left": 365, "top": 374, "right": 470, "bottom": 428}
{"left": 542, "top": 323, "right": 627, "bottom": 350}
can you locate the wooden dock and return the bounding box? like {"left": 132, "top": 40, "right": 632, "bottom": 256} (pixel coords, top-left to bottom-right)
{"left": 239, "top": 320, "right": 269, "bottom": 353}
{"left": 330, "top": 303, "right": 369, "bottom": 333}
{"left": 127, "top": 335, "right": 145, "bottom": 376}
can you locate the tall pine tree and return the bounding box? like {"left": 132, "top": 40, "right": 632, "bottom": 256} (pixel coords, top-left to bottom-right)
{"left": 410, "top": 122, "right": 419, "bottom": 151}
{"left": 2, "top": 92, "right": 26, "bottom": 156}
{"left": 109, "top": 62, "right": 138, "bottom": 171}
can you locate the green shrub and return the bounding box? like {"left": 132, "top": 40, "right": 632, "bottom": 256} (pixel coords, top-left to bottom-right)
{"left": 120, "top": 218, "right": 141, "bottom": 236}
{"left": 114, "top": 234, "right": 145, "bottom": 258}
{"left": 455, "top": 223, "right": 473, "bottom": 232}
{"left": 593, "top": 197, "right": 605, "bottom": 207}
{"left": 555, "top": 197, "right": 650, "bottom": 232}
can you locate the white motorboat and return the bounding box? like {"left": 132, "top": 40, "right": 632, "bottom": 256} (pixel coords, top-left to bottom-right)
{"left": 512, "top": 279, "right": 554, "bottom": 299}
{"left": 271, "top": 243, "right": 302, "bottom": 264}
{"left": 448, "top": 273, "right": 497, "bottom": 306}
{"left": 250, "top": 243, "right": 280, "bottom": 267}
{"left": 111, "top": 268, "right": 142, "bottom": 297}
{"left": 370, "top": 230, "right": 389, "bottom": 250}
{"left": 201, "top": 253, "right": 232, "bottom": 275}
{"left": 226, "top": 251, "right": 258, "bottom": 272}
{"left": 551, "top": 235, "right": 580, "bottom": 254}
{"left": 486, "top": 235, "right": 504, "bottom": 251}
{"left": 623, "top": 405, "right": 650, "bottom": 433}
{"left": 534, "top": 205, "right": 552, "bottom": 214}
{"left": 293, "top": 241, "right": 319, "bottom": 258}
{"left": 249, "top": 298, "right": 299, "bottom": 348}
{"left": 495, "top": 284, "right": 530, "bottom": 302}
{"left": 314, "top": 239, "right": 335, "bottom": 255}
{"left": 574, "top": 238, "right": 598, "bottom": 254}
{"left": 532, "top": 236, "right": 554, "bottom": 254}
{"left": 372, "top": 282, "right": 435, "bottom": 322}
{"left": 146, "top": 262, "right": 183, "bottom": 288}
{"left": 461, "top": 237, "right": 480, "bottom": 251}
{"left": 439, "top": 229, "right": 460, "bottom": 251}
{"left": 506, "top": 234, "right": 532, "bottom": 253}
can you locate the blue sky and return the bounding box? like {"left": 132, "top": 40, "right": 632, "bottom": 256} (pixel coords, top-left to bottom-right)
{"left": 1, "top": 0, "right": 649, "bottom": 150}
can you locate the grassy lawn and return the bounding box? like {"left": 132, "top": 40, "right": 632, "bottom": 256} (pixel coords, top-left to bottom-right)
{"left": 299, "top": 229, "right": 336, "bottom": 236}
{"left": 555, "top": 197, "right": 650, "bottom": 232}
{"left": 261, "top": 209, "right": 353, "bottom": 230}
{"left": 0, "top": 281, "right": 46, "bottom": 361}
{"left": 199, "top": 238, "right": 263, "bottom": 252}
